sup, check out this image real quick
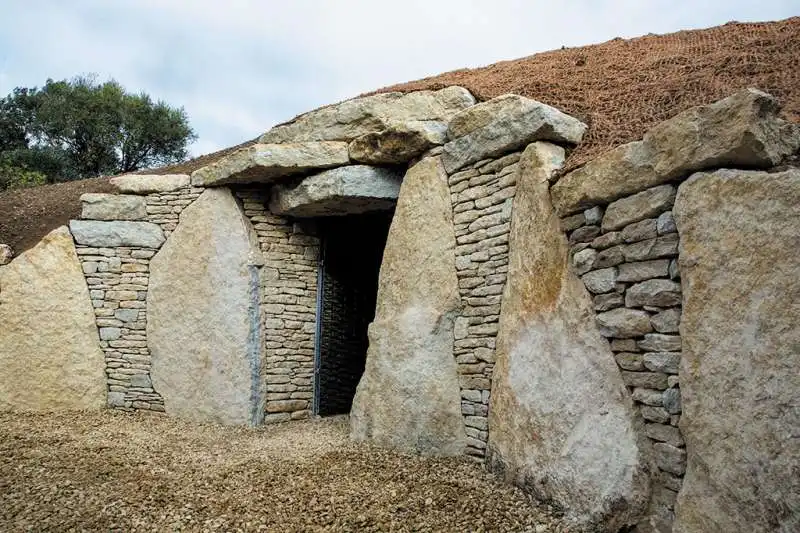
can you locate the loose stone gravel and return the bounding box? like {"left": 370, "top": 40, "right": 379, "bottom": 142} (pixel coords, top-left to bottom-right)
{"left": 0, "top": 411, "right": 569, "bottom": 532}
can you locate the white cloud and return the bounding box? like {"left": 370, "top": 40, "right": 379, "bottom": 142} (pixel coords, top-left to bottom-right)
{"left": 0, "top": 0, "right": 796, "bottom": 157}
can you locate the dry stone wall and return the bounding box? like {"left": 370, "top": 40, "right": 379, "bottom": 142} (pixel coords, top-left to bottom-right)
{"left": 236, "top": 188, "right": 319, "bottom": 423}
{"left": 447, "top": 151, "right": 520, "bottom": 458}
{"left": 73, "top": 180, "right": 202, "bottom": 412}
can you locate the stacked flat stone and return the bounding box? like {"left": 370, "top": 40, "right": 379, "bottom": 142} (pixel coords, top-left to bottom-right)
{"left": 564, "top": 183, "right": 686, "bottom": 511}
{"left": 74, "top": 175, "right": 202, "bottom": 412}
{"left": 237, "top": 189, "right": 319, "bottom": 423}
{"left": 448, "top": 151, "right": 520, "bottom": 458}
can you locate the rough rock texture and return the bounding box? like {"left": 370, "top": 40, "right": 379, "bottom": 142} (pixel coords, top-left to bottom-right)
{"left": 190, "top": 142, "right": 350, "bottom": 187}
{"left": 80, "top": 193, "right": 147, "bottom": 221}
{"left": 0, "top": 226, "right": 105, "bottom": 411}
{"left": 602, "top": 185, "right": 677, "bottom": 232}
{"left": 552, "top": 89, "right": 800, "bottom": 215}
{"left": 348, "top": 121, "right": 447, "bottom": 164}
{"left": 110, "top": 174, "right": 190, "bottom": 194}
{"left": 442, "top": 95, "right": 587, "bottom": 173}
{"left": 672, "top": 168, "right": 800, "bottom": 533}
{"left": 350, "top": 156, "right": 465, "bottom": 456}
{"left": 269, "top": 165, "right": 402, "bottom": 217}
{"left": 259, "top": 87, "right": 475, "bottom": 143}
{"left": 69, "top": 220, "right": 165, "bottom": 248}
{"left": 148, "top": 188, "right": 264, "bottom": 426}
{"left": 487, "top": 143, "right": 650, "bottom": 531}
{"left": 0, "top": 244, "right": 12, "bottom": 265}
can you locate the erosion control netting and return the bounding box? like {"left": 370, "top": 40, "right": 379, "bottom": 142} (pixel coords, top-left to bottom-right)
{"left": 373, "top": 18, "right": 800, "bottom": 172}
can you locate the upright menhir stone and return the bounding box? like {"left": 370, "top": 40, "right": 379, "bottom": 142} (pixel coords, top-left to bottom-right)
{"left": 350, "top": 156, "right": 465, "bottom": 456}
{"left": 487, "top": 143, "right": 652, "bottom": 532}
{"left": 0, "top": 226, "right": 106, "bottom": 411}
{"left": 672, "top": 168, "right": 800, "bottom": 533}
{"left": 148, "top": 188, "right": 264, "bottom": 426}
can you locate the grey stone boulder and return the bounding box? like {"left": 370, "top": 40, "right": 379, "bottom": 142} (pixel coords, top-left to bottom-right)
{"left": 617, "top": 259, "right": 670, "bottom": 283}
{"left": 348, "top": 121, "right": 448, "bottom": 164}
{"left": 259, "top": 86, "right": 475, "bottom": 143}
{"left": 672, "top": 168, "right": 800, "bottom": 533}
{"left": 596, "top": 308, "right": 653, "bottom": 338}
{"left": 552, "top": 88, "right": 800, "bottom": 215}
{"left": 625, "top": 279, "right": 682, "bottom": 308}
{"left": 350, "top": 155, "right": 465, "bottom": 456}
{"left": 602, "top": 185, "right": 676, "bottom": 232}
{"left": 110, "top": 173, "right": 190, "bottom": 194}
{"left": 442, "top": 94, "right": 587, "bottom": 173}
{"left": 581, "top": 267, "right": 618, "bottom": 294}
{"left": 80, "top": 193, "right": 147, "bottom": 221}
{"left": 148, "top": 188, "right": 264, "bottom": 426}
{"left": 269, "top": 165, "right": 402, "bottom": 217}
{"left": 0, "top": 227, "right": 105, "bottom": 411}
{"left": 191, "top": 142, "right": 350, "bottom": 187}
{"left": 69, "top": 220, "right": 165, "bottom": 248}
{"left": 0, "top": 244, "right": 12, "bottom": 265}
{"left": 488, "top": 142, "right": 650, "bottom": 531}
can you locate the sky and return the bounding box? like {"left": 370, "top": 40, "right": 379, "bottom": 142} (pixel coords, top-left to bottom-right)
{"left": 1, "top": 1, "right": 797, "bottom": 158}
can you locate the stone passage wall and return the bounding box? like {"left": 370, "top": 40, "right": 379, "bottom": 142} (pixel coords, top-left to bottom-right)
{"left": 564, "top": 185, "right": 685, "bottom": 511}
{"left": 236, "top": 188, "right": 319, "bottom": 423}
{"left": 73, "top": 177, "right": 202, "bottom": 412}
{"left": 447, "top": 151, "right": 520, "bottom": 458}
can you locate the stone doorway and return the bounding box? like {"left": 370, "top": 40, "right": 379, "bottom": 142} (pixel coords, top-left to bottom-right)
{"left": 313, "top": 211, "right": 392, "bottom": 416}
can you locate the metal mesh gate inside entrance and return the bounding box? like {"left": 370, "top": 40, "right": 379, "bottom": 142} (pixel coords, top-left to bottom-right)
{"left": 314, "top": 212, "right": 392, "bottom": 416}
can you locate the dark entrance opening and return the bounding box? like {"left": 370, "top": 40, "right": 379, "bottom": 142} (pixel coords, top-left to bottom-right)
{"left": 313, "top": 211, "right": 392, "bottom": 416}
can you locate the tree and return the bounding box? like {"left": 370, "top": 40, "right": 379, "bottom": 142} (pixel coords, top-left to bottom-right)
{"left": 0, "top": 76, "right": 196, "bottom": 189}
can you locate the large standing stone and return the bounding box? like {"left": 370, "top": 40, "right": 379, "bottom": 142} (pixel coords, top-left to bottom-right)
{"left": 69, "top": 220, "right": 165, "bottom": 248}
{"left": 350, "top": 156, "right": 465, "bottom": 456}
{"left": 0, "top": 227, "right": 105, "bottom": 411}
{"left": 80, "top": 193, "right": 147, "bottom": 220}
{"left": 259, "top": 86, "right": 475, "bottom": 143}
{"left": 672, "top": 168, "right": 800, "bottom": 533}
{"left": 109, "top": 173, "right": 190, "bottom": 194}
{"left": 348, "top": 121, "right": 448, "bottom": 164}
{"left": 442, "top": 95, "right": 587, "bottom": 173}
{"left": 552, "top": 89, "right": 800, "bottom": 215}
{"left": 269, "top": 165, "right": 402, "bottom": 217}
{"left": 488, "top": 142, "right": 651, "bottom": 531}
{"left": 148, "top": 188, "right": 264, "bottom": 426}
{"left": 190, "top": 142, "right": 350, "bottom": 187}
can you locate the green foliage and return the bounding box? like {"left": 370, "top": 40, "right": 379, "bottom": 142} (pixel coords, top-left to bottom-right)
{"left": 0, "top": 159, "right": 46, "bottom": 190}
{"left": 0, "top": 75, "right": 196, "bottom": 190}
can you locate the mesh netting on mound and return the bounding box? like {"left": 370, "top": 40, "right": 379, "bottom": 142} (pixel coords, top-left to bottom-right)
{"left": 373, "top": 18, "right": 800, "bottom": 173}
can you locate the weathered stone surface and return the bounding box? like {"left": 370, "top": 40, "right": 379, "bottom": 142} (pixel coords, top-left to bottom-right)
{"left": 348, "top": 121, "right": 447, "bottom": 164}
{"left": 552, "top": 89, "right": 800, "bottom": 215}
{"left": 572, "top": 248, "right": 596, "bottom": 275}
{"left": 191, "top": 142, "right": 350, "bottom": 187}
{"left": 581, "top": 267, "right": 617, "bottom": 294}
{"left": 650, "top": 308, "right": 680, "bottom": 333}
{"left": 617, "top": 259, "right": 670, "bottom": 283}
{"left": 0, "top": 227, "right": 105, "bottom": 411}
{"left": 594, "top": 292, "right": 624, "bottom": 311}
{"left": 625, "top": 279, "right": 682, "bottom": 308}
{"left": 149, "top": 188, "right": 264, "bottom": 426}
{"left": 639, "top": 333, "right": 682, "bottom": 352}
{"left": 488, "top": 142, "right": 650, "bottom": 531}
{"left": 69, "top": 220, "right": 165, "bottom": 248}
{"left": 602, "top": 185, "right": 676, "bottom": 232}
{"left": 260, "top": 87, "right": 475, "bottom": 143}
{"left": 621, "top": 234, "right": 679, "bottom": 262}
{"left": 442, "top": 95, "right": 586, "bottom": 173}
{"left": 0, "top": 244, "right": 12, "bottom": 265}
{"left": 269, "top": 165, "right": 402, "bottom": 217}
{"left": 596, "top": 308, "right": 653, "bottom": 338}
{"left": 109, "top": 173, "right": 190, "bottom": 194}
{"left": 643, "top": 352, "right": 681, "bottom": 375}
{"left": 80, "top": 193, "right": 147, "bottom": 220}
{"left": 621, "top": 218, "right": 658, "bottom": 243}
{"left": 350, "top": 156, "right": 465, "bottom": 455}
{"left": 673, "top": 168, "right": 800, "bottom": 533}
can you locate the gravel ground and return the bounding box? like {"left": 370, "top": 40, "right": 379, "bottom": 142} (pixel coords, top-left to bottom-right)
{"left": 0, "top": 411, "right": 570, "bottom": 532}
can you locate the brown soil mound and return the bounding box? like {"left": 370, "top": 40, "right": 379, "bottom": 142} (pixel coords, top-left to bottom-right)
{"left": 0, "top": 412, "right": 566, "bottom": 532}
{"left": 3, "top": 18, "right": 798, "bottom": 253}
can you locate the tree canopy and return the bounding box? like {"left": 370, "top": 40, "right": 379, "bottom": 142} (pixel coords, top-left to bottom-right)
{"left": 0, "top": 76, "right": 196, "bottom": 190}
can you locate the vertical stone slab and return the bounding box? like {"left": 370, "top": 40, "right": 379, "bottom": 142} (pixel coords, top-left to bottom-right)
{"left": 350, "top": 156, "right": 465, "bottom": 455}
{"left": 148, "top": 188, "right": 264, "bottom": 426}
{"left": 673, "top": 168, "right": 800, "bottom": 533}
{"left": 487, "top": 143, "right": 651, "bottom": 531}
{"left": 0, "top": 227, "right": 105, "bottom": 411}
